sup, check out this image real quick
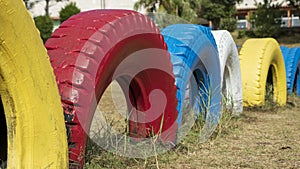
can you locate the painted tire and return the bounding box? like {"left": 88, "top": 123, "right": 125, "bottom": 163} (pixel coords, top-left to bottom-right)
{"left": 280, "top": 46, "right": 289, "bottom": 59}
{"left": 0, "top": 0, "right": 68, "bottom": 168}
{"left": 239, "top": 38, "right": 287, "bottom": 106}
{"left": 46, "top": 10, "right": 178, "bottom": 168}
{"left": 212, "top": 30, "right": 243, "bottom": 115}
{"left": 197, "top": 26, "right": 218, "bottom": 51}
{"left": 162, "top": 24, "right": 222, "bottom": 142}
{"left": 280, "top": 46, "right": 300, "bottom": 96}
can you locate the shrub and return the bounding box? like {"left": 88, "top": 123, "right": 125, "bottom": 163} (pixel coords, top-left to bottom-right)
{"left": 245, "top": 30, "right": 255, "bottom": 37}
{"left": 59, "top": 2, "right": 80, "bottom": 23}
{"left": 237, "top": 30, "right": 245, "bottom": 39}
{"left": 34, "top": 15, "right": 54, "bottom": 43}
{"left": 220, "top": 17, "right": 237, "bottom": 32}
{"left": 251, "top": 0, "right": 283, "bottom": 38}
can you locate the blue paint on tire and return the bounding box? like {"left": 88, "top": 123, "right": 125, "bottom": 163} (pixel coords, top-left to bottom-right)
{"left": 296, "top": 66, "right": 300, "bottom": 96}
{"left": 162, "top": 24, "right": 222, "bottom": 141}
{"left": 280, "top": 46, "right": 300, "bottom": 96}
{"left": 195, "top": 25, "right": 218, "bottom": 52}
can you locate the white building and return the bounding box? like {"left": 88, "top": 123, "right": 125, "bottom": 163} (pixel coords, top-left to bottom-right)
{"left": 28, "top": 0, "right": 142, "bottom": 18}
{"left": 236, "top": 0, "right": 300, "bottom": 29}
{"left": 236, "top": 0, "right": 289, "bottom": 10}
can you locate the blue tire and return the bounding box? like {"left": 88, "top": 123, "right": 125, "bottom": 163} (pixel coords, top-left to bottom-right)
{"left": 280, "top": 46, "right": 300, "bottom": 96}
{"left": 162, "top": 24, "right": 222, "bottom": 142}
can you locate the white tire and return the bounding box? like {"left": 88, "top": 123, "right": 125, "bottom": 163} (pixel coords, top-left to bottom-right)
{"left": 212, "top": 30, "right": 243, "bottom": 115}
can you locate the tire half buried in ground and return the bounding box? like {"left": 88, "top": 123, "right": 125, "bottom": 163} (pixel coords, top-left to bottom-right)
{"left": 280, "top": 46, "right": 300, "bottom": 96}
{"left": 0, "top": 0, "right": 68, "bottom": 168}
{"left": 162, "top": 24, "right": 222, "bottom": 143}
{"left": 46, "top": 10, "right": 178, "bottom": 168}
{"left": 212, "top": 30, "right": 243, "bottom": 115}
{"left": 239, "top": 38, "right": 287, "bottom": 106}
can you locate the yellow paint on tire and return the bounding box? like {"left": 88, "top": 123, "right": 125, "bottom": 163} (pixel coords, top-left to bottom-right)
{"left": 0, "top": 0, "right": 68, "bottom": 168}
{"left": 239, "top": 38, "right": 287, "bottom": 106}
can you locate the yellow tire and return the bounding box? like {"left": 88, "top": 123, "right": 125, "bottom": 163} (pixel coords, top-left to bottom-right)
{"left": 0, "top": 0, "right": 68, "bottom": 168}
{"left": 239, "top": 38, "right": 287, "bottom": 106}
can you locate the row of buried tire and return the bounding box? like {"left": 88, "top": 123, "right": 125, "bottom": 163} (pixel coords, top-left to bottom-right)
{"left": 1, "top": 3, "right": 299, "bottom": 168}
{"left": 46, "top": 10, "right": 299, "bottom": 168}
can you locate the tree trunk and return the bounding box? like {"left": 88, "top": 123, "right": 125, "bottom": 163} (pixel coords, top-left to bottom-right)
{"left": 45, "top": 0, "right": 50, "bottom": 16}
{"left": 212, "top": 19, "right": 220, "bottom": 30}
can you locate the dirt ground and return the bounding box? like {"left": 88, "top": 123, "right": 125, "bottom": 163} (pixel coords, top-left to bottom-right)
{"left": 162, "top": 97, "right": 300, "bottom": 169}
{"left": 85, "top": 84, "right": 300, "bottom": 169}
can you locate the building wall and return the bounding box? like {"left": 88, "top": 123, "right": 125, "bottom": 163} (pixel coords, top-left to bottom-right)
{"left": 105, "top": 0, "right": 138, "bottom": 10}
{"left": 236, "top": 0, "right": 289, "bottom": 10}
{"left": 28, "top": 0, "right": 142, "bottom": 18}
{"left": 235, "top": 0, "right": 300, "bottom": 29}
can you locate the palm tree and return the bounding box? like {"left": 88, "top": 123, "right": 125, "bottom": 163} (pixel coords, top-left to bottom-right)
{"left": 134, "top": 0, "right": 202, "bottom": 23}
{"left": 23, "top": 0, "right": 68, "bottom": 16}
{"left": 134, "top": 0, "right": 159, "bottom": 12}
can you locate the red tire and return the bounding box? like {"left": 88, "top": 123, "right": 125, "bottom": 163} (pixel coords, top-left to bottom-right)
{"left": 46, "top": 10, "right": 178, "bottom": 168}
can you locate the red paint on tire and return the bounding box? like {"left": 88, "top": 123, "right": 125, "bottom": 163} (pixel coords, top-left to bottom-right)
{"left": 46, "top": 10, "right": 178, "bottom": 168}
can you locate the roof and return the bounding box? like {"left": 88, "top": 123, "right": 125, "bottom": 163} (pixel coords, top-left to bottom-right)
{"left": 236, "top": 0, "right": 289, "bottom": 10}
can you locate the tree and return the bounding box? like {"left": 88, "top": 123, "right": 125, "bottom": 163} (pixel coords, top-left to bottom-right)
{"left": 220, "top": 17, "right": 237, "bottom": 32}
{"left": 251, "top": 0, "right": 283, "bottom": 37}
{"left": 286, "top": 0, "right": 300, "bottom": 7}
{"left": 134, "top": 0, "right": 159, "bottom": 12}
{"left": 34, "top": 15, "right": 54, "bottom": 43}
{"left": 200, "top": 0, "right": 241, "bottom": 30}
{"left": 200, "top": 0, "right": 225, "bottom": 29}
{"left": 159, "top": 0, "right": 200, "bottom": 21}
{"left": 134, "top": 0, "right": 201, "bottom": 22}
{"left": 24, "top": 0, "right": 68, "bottom": 16}
{"left": 59, "top": 2, "right": 80, "bottom": 23}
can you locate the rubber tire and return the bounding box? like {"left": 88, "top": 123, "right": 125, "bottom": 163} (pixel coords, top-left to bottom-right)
{"left": 280, "top": 46, "right": 300, "bottom": 96}
{"left": 197, "top": 26, "right": 218, "bottom": 52}
{"left": 296, "top": 63, "right": 300, "bottom": 96}
{"left": 0, "top": 0, "right": 68, "bottom": 168}
{"left": 239, "top": 38, "right": 287, "bottom": 106}
{"left": 162, "top": 24, "right": 222, "bottom": 142}
{"left": 46, "top": 10, "right": 178, "bottom": 168}
{"left": 212, "top": 30, "right": 243, "bottom": 115}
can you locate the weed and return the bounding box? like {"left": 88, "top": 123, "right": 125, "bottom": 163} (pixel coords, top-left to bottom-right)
{"left": 84, "top": 95, "right": 300, "bottom": 168}
{"left": 0, "top": 160, "right": 6, "bottom": 169}
{"left": 84, "top": 78, "right": 300, "bottom": 168}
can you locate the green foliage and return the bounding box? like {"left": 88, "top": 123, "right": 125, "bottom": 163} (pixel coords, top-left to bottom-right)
{"left": 220, "top": 17, "right": 237, "bottom": 32}
{"left": 251, "top": 0, "right": 283, "bottom": 38}
{"left": 59, "top": 2, "right": 80, "bottom": 23}
{"left": 201, "top": 0, "right": 225, "bottom": 29}
{"left": 286, "top": 0, "right": 300, "bottom": 7}
{"left": 200, "top": 0, "right": 240, "bottom": 30}
{"left": 134, "top": 0, "right": 159, "bottom": 12}
{"left": 237, "top": 30, "right": 255, "bottom": 39}
{"left": 34, "top": 15, "right": 53, "bottom": 43}
{"left": 134, "top": 0, "right": 239, "bottom": 29}
{"left": 237, "top": 30, "right": 246, "bottom": 39}
{"left": 134, "top": 0, "right": 201, "bottom": 23}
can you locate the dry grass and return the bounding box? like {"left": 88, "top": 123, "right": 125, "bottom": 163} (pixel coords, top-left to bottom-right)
{"left": 85, "top": 81, "right": 300, "bottom": 169}
{"left": 281, "top": 43, "right": 300, "bottom": 48}
{"left": 231, "top": 31, "right": 300, "bottom": 48}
